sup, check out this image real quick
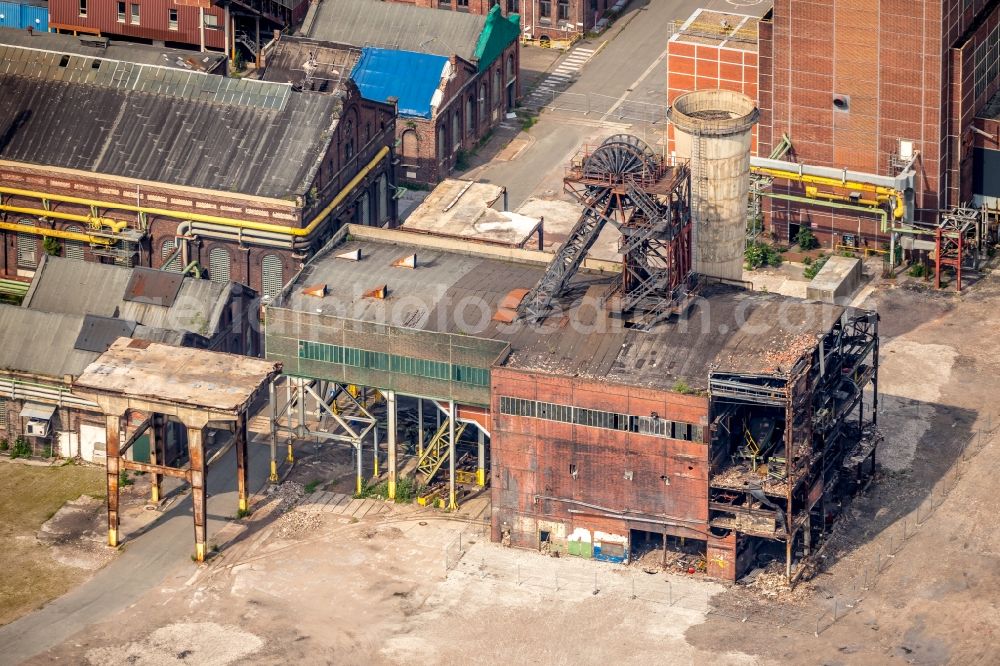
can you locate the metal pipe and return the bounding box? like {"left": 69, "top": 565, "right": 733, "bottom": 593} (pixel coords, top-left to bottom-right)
{"left": 0, "top": 219, "right": 113, "bottom": 247}
{"left": 0, "top": 146, "right": 389, "bottom": 239}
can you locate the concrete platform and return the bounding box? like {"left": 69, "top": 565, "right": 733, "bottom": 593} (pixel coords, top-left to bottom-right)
{"left": 806, "top": 255, "right": 863, "bottom": 303}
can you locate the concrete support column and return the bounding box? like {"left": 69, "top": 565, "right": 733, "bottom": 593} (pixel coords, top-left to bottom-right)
{"left": 148, "top": 413, "right": 165, "bottom": 504}
{"left": 235, "top": 411, "right": 249, "bottom": 514}
{"left": 188, "top": 425, "right": 207, "bottom": 562}
{"left": 105, "top": 414, "right": 121, "bottom": 548}
{"left": 373, "top": 425, "right": 380, "bottom": 477}
{"left": 268, "top": 379, "right": 278, "bottom": 483}
{"left": 448, "top": 400, "right": 457, "bottom": 510}
{"left": 387, "top": 390, "right": 397, "bottom": 500}
{"left": 476, "top": 428, "right": 485, "bottom": 487}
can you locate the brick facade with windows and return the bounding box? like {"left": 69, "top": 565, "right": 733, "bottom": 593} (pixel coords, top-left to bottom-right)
{"left": 387, "top": 0, "right": 612, "bottom": 40}
{"left": 490, "top": 368, "right": 738, "bottom": 579}
{"left": 757, "top": 0, "right": 1000, "bottom": 246}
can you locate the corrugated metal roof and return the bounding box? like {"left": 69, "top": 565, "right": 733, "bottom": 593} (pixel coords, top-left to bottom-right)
{"left": 351, "top": 48, "right": 447, "bottom": 119}
{"left": 23, "top": 256, "right": 234, "bottom": 339}
{"left": 0, "top": 306, "right": 98, "bottom": 377}
{"left": 0, "top": 45, "right": 341, "bottom": 198}
{"left": 74, "top": 315, "right": 137, "bottom": 353}
{"left": 308, "top": 0, "right": 486, "bottom": 61}
{"left": 124, "top": 267, "right": 184, "bottom": 307}
{"left": 0, "top": 30, "right": 226, "bottom": 71}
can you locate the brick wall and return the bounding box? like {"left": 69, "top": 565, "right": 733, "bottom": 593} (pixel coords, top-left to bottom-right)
{"left": 759, "top": 0, "right": 1000, "bottom": 233}
{"left": 666, "top": 37, "right": 759, "bottom": 156}
{"left": 386, "top": 0, "right": 609, "bottom": 38}
{"left": 490, "top": 367, "right": 714, "bottom": 566}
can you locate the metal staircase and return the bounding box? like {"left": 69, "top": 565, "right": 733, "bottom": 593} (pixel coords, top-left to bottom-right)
{"left": 415, "top": 418, "right": 467, "bottom": 483}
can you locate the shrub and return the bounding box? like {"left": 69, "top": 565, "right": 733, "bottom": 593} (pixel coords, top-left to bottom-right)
{"left": 10, "top": 436, "right": 31, "bottom": 459}
{"left": 119, "top": 470, "right": 133, "bottom": 487}
{"left": 796, "top": 225, "right": 819, "bottom": 251}
{"left": 908, "top": 263, "right": 928, "bottom": 278}
{"left": 804, "top": 255, "right": 830, "bottom": 280}
{"left": 744, "top": 241, "right": 783, "bottom": 270}
{"left": 0, "top": 438, "right": 8, "bottom": 452}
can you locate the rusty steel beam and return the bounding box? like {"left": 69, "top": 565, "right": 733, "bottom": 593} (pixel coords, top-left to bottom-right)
{"left": 118, "top": 417, "right": 152, "bottom": 456}
{"left": 188, "top": 425, "right": 207, "bottom": 562}
{"left": 121, "top": 459, "right": 190, "bottom": 479}
{"left": 105, "top": 414, "right": 121, "bottom": 548}
{"left": 148, "top": 413, "right": 165, "bottom": 503}
{"left": 235, "top": 411, "right": 249, "bottom": 514}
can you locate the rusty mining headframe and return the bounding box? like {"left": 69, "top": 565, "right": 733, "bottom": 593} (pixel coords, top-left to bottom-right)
{"left": 517, "top": 134, "right": 695, "bottom": 329}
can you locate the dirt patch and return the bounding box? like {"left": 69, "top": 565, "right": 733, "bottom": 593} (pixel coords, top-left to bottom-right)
{"left": 85, "top": 622, "right": 263, "bottom": 665}
{"left": 0, "top": 462, "right": 106, "bottom": 626}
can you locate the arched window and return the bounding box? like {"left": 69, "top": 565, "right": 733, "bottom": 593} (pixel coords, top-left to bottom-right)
{"left": 401, "top": 129, "right": 418, "bottom": 166}
{"left": 479, "top": 82, "right": 488, "bottom": 123}
{"left": 506, "top": 53, "right": 516, "bottom": 110}
{"left": 466, "top": 94, "right": 476, "bottom": 137}
{"left": 161, "top": 239, "right": 181, "bottom": 272}
{"left": 16, "top": 219, "right": 37, "bottom": 268}
{"left": 437, "top": 123, "right": 447, "bottom": 161}
{"left": 377, "top": 174, "right": 388, "bottom": 225}
{"left": 209, "top": 247, "right": 231, "bottom": 284}
{"left": 493, "top": 68, "right": 501, "bottom": 106}
{"left": 452, "top": 109, "right": 461, "bottom": 149}
{"left": 65, "top": 225, "right": 85, "bottom": 261}
{"left": 261, "top": 254, "right": 284, "bottom": 299}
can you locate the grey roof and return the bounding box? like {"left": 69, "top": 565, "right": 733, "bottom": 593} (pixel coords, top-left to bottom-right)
{"left": 271, "top": 231, "right": 847, "bottom": 391}
{"left": 22, "top": 256, "right": 237, "bottom": 339}
{"left": 74, "top": 315, "right": 138, "bottom": 353}
{"left": 0, "top": 306, "right": 99, "bottom": 377}
{"left": 0, "top": 32, "right": 226, "bottom": 71}
{"left": 260, "top": 37, "right": 361, "bottom": 94}
{"left": 0, "top": 45, "right": 342, "bottom": 198}
{"left": 306, "top": 0, "right": 486, "bottom": 61}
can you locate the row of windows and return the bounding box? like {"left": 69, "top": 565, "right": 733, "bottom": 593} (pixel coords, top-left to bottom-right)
{"left": 86, "top": 0, "right": 219, "bottom": 30}
{"left": 298, "top": 341, "right": 491, "bottom": 387}
{"left": 499, "top": 396, "right": 704, "bottom": 441}
{"left": 974, "top": 23, "right": 1000, "bottom": 100}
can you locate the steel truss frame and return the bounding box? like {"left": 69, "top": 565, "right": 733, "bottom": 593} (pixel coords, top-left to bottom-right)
{"left": 517, "top": 134, "right": 694, "bottom": 329}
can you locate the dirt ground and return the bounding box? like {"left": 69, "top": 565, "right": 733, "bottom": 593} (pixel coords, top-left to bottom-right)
{"left": 0, "top": 462, "right": 105, "bottom": 625}
{"left": 11, "top": 268, "right": 1000, "bottom": 665}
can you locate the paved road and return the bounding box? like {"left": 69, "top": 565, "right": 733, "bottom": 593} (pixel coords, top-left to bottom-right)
{"left": 475, "top": 0, "right": 746, "bottom": 209}
{"left": 0, "top": 440, "right": 275, "bottom": 664}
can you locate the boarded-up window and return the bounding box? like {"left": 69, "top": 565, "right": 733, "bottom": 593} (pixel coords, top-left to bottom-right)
{"left": 161, "top": 239, "right": 181, "bottom": 272}
{"left": 261, "top": 254, "right": 283, "bottom": 299}
{"left": 0, "top": 399, "right": 7, "bottom": 430}
{"left": 17, "top": 220, "right": 37, "bottom": 268}
{"left": 209, "top": 247, "right": 230, "bottom": 284}
{"left": 65, "top": 225, "right": 85, "bottom": 261}
{"left": 401, "top": 129, "right": 418, "bottom": 165}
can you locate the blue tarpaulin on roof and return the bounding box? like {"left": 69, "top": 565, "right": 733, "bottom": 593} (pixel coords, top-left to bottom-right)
{"left": 351, "top": 47, "right": 448, "bottom": 119}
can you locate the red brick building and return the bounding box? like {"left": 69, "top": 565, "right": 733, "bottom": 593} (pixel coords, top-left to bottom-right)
{"left": 757, "top": 0, "right": 1000, "bottom": 245}
{"left": 302, "top": 0, "right": 521, "bottom": 184}
{"left": 0, "top": 39, "right": 396, "bottom": 298}
{"left": 48, "top": 0, "right": 306, "bottom": 54}
{"left": 386, "top": 0, "right": 614, "bottom": 41}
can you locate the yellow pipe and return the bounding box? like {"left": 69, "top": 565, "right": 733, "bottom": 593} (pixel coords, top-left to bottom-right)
{"left": 0, "top": 220, "right": 114, "bottom": 245}
{"left": 0, "top": 146, "right": 390, "bottom": 238}
{"left": 759, "top": 166, "right": 906, "bottom": 220}
{"left": 0, "top": 203, "right": 126, "bottom": 232}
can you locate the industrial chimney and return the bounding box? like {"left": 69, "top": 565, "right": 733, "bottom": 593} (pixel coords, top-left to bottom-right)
{"left": 668, "top": 90, "right": 759, "bottom": 282}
